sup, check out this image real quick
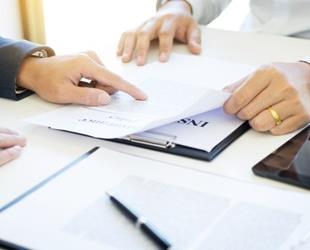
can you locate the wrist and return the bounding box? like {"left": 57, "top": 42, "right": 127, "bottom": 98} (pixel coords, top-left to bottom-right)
{"left": 159, "top": 0, "right": 192, "bottom": 15}
{"left": 17, "top": 56, "right": 42, "bottom": 91}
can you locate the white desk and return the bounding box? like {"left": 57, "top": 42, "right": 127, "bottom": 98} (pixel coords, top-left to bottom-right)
{"left": 1, "top": 28, "right": 310, "bottom": 208}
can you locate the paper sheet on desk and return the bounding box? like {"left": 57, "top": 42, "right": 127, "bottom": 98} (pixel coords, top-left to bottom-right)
{"left": 67, "top": 176, "right": 300, "bottom": 250}
{"left": 26, "top": 53, "right": 255, "bottom": 139}
{"left": 1, "top": 148, "right": 310, "bottom": 250}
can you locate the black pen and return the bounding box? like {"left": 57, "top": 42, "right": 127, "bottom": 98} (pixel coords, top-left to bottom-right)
{"left": 106, "top": 192, "right": 172, "bottom": 250}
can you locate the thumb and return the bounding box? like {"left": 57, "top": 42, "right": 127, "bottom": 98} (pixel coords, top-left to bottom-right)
{"left": 63, "top": 84, "right": 112, "bottom": 106}
{"left": 187, "top": 23, "right": 201, "bottom": 54}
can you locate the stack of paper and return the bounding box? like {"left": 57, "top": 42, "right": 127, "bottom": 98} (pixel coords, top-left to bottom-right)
{"left": 26, "top": 53, "right": 255, "bottom": 140}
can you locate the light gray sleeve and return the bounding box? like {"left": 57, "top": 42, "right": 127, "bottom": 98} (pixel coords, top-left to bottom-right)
{"left": 156, "top": 0, "right": 232, "bottom": 25}
{"left": 301, "top": 57, "right": 310, "bottom": 64}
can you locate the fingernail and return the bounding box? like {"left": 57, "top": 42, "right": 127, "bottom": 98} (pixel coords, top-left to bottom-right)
{"left": 122, "top": 52, "right": 129, "bottom": 62}
{"left": 8, "top": 145, "right": 22, "bottom": 157}
{"left": 138, "top": 90, "right": 148, "bottom": 100}
{"left": 223, "top": 87, "right": 232, "bottom": 93}
{"left": 192, "top": 42, "right": 201, "bottom": 53}
{"left": 98, "top": 93, "right": 111, "bottom": 105}
{"left": 137, "top": 56, "right": 145, "bottom": 66}
{"left": 19, "top": 136, "right": 27, "bottom": 147}
{"left": 159, "top": 53, "right": 168, "bottom": 62}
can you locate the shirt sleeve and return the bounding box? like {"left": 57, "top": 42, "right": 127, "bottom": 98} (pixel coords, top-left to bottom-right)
{"left": 300, "top": 57, "right": 310, "bottom": 64}
{"left": 0, "top": 37, "right": 55, "bottom": 100}
{"left": 157, "top": 0, "right": 232, "bottom": 25}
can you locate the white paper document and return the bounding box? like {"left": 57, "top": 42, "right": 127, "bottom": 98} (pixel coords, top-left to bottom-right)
{"left": 0, "top": 147, "right": 310, "bottom": 250}
{"left": 136, "top": 108, "right": 244, "bottom": 152}
{"left": 27, "top": 53, "right": 255, "bottom": 139}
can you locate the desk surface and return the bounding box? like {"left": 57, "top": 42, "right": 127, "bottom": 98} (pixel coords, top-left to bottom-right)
{"left": 1, "top": 28, "right": 310, "bottom": 207}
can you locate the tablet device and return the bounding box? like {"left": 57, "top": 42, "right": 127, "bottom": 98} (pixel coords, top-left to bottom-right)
{"left": 252, "top": 126, "right": 310, "bottom": 189}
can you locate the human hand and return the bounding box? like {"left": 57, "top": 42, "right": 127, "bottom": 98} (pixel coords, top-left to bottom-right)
{"left": 0, "top": 128, "right": 26, "bottom": 166}
{"left": 223, "top": 62, "right": 310, "bottom": 135}
{"left": 17, "top": 51, "right": 147, "bottom": 106}
{"left": 118, "top": 0, "right": 201, "bottom": 66}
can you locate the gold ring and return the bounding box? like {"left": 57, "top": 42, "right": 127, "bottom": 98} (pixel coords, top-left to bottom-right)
{"left": 268, "top": 108, "right": 282, "bottom": 126}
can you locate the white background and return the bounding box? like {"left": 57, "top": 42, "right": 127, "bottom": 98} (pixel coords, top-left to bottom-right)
{"left": 43, "top": 0, "right": 250, "bottom": 52}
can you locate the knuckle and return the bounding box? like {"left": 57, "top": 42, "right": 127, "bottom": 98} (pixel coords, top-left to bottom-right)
{"left": 265, "top": 64, "right": 279, "bottom": 74}
{"left": 123, "top": 31, "right": 135, "bottom": 37}
{"left": 269, "top": 65, "right": 280, "bottom": 76}
{"left": 238, "top": 108, "right": 252, "bottom": 120}
{"left": 224, "top": 96, "right": 240, "bottom": 114}
{"left": 250, "top": 117, "right": 266, "bottom": 131}
{"left": 232, "top": 93, "right": 247, "bottom": 109}
{"left": 300, "top": 113, "right": 310, "bottom": 123}
{"left": 83, "top": 50, "right": 96, "bottom": 56}
{"left": 281, "top": 84, "right": 298, "bottom": 98}
{"left": 256, "top": 64, "right": 270, "bottom": 74}
{"left": 137, "top": 30, "right": 149, "bottom": 39}
{"left": 160, "top": 13, "right": 175, "bottom": 20}
{"left": 270, "top": 128, "right": 282, "bottom": 135}
{"left": 291, "top": 97, "right": 303, "bottom": 110}
{"left": 159, "top": 30, "right": 171, "bottom": 38}
{"left": 120, "top": 31, "right": 127, "bottom": 37}
{"left": 75, "top": 54, "right": 89, "bottom": 64}
{"left": 257, "top": 64, "right": 278, "bottom": 78}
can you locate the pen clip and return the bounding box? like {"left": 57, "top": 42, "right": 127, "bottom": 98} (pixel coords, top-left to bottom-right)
{"left": 123, "top": 131, "right": 176, "bottom": 149}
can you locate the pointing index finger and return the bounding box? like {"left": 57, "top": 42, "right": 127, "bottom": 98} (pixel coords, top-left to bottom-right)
{"left": 93, "top": 65, "right": 147, "bottom": 101}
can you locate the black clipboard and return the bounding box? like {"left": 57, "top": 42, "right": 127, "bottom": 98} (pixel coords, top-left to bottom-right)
{"left": 52, "top": 122, "right": 250, "bottom": 162}
{"left": 110, "top": 122, "right": 250, "bottom": 161}
{"left": 51, "top": 113, "right": 250, "bottom": 162}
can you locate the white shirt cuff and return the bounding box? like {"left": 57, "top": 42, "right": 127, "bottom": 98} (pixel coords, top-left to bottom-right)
{"left": 186, "top": 0, "right": 206, "bottom": 22}
{"left": 300, "top": 57, "right": 310, "bottom": 64}
{"left": 157, "top": 0, "right": 205, "bottom": 22}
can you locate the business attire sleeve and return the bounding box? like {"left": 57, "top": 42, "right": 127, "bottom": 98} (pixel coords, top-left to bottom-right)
{"left": 0, "top": 37, "right": 55, "bottom": 100}
{"left": 157, "top": 0, "right": 231, "bottom": 25}
{"left": 301, "top": 57, "right": 310, "bottom": 64}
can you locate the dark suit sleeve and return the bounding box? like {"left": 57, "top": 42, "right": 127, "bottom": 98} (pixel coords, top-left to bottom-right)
{"left": 0, "top": 37, "right": 55, "bottom": 100}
